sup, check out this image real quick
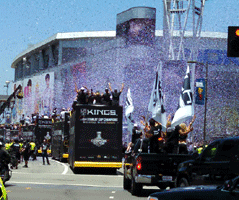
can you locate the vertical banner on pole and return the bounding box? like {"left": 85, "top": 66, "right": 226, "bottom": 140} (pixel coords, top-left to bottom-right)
{"left": 195, "top": 78, "right": 205, "bottom": 105}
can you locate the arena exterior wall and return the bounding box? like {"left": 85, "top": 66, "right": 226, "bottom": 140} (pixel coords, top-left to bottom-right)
{"left": 10, "top": 31, "right": 239, "bottom": 143}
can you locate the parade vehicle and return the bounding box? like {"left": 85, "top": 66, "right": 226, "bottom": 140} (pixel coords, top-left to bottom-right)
{"left": 69, "top": 104, "right": 123, "bottom": 173}
{"left": 4, "top": 129, "right": 19, "bottom": 142}
{"left": 123, "top": 139, "right": 193, "bottom": 196}
{"left": 21, "top": 124, "right": 35, "bottom": 141}
{"left": 35, "top": 118, "right": 52, "bottom": 155}
{"left": 0, "top": 130, "right": 4, "bottom": 142}
{"left": 177, "top": 136, "right": 239, "bottom": 187}
{"left": 51, "top": 112, "right": 70, "bottom": 162}
{"left": 147, "top": 176, "right": 239, "bottom": 200}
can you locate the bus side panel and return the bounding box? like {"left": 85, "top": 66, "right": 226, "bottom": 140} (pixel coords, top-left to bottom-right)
{"left": 52, "top": 122, "right": 63, "bottom": 160}
{"left": 69, "top": 111, "right": 76, "bottom": 169}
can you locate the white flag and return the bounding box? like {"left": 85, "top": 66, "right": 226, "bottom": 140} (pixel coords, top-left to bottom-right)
{"left": 171, "top": 65, "right": 194, "bottom": 127}
{"left": 125, "top": 88, "right": 134, "bottom": 137}
{"left": 125, "top": 88, "right": 134, "bottom": 118}
{"left": 148, "top": 62, "right": 167, "bottom": 130}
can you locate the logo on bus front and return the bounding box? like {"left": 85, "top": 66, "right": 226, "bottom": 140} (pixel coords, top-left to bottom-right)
{"left": 91, "top": 131, "right": 107, "bottom": 147}
{"left": 80, "top": 108, "right": 117, "bottom": 116}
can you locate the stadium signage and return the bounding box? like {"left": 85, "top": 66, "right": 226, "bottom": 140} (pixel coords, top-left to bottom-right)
{"left": 186, "top": 49, "right": 239, "bottom": 65}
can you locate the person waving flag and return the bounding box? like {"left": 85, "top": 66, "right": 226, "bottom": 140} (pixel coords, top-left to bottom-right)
{"left": 171, "top": 65, "right": 194, "bottom": 127}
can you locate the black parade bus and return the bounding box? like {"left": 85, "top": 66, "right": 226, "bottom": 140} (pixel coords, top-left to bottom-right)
{"left": 51, "top": 112, "right": 70, "bottom": 162}
{"left": 35, "top": 118, "right": 53, "bottom": 155}
{"left": 69, "top": 104, "right": 123, "bottom": 173}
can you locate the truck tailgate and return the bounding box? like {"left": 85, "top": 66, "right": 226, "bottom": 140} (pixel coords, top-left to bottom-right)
{"left": 137, "top": 153, "right": 192, "bottom": 175}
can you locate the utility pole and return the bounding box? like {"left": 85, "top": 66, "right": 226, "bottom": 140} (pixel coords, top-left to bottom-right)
{"left": 187, "top": 60, "right": 208, "bottom": 146}
{"left": 203, "top": 62, "right": 208, "bottom": 147}
{"left": 4, "top": 80, "right": 10, "bottom": 95}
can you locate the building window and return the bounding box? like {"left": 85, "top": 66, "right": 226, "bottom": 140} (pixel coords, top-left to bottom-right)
{"left": 62, "top": 47, "right": 86, "bottom": 64}
{"left": 52, "top": 44, "right": 59, "bottom": 66}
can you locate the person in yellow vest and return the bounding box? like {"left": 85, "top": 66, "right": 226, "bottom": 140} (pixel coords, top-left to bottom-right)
{"left": 19, "top": 139, "right": 24, "bottom": 163}
{"left": 29, "top": 140, "right": 36, "bottom": 161}
{"left": 197, "top": 145, "right": 204, "bottom": 155}
{"left": 4, "top": 140, "right": 11, "bottom": 151}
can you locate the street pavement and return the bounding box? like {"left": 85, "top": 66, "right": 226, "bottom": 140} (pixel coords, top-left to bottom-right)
{"left": 5, "top": 157, "right": 159, "bottom": 200}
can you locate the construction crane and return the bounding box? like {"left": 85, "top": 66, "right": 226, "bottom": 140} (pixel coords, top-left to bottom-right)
{"left": 163, "top": 0, "right": 206, "bottom": 61}
{"left": 0, "top": 85, "right": 23, "bottom": 116}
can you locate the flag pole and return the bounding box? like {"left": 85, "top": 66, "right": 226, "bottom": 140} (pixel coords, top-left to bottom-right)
{"left": 203, "top": 62, "right": 208, "bottom": 148}
{"left": 188, "top": 60, "right": 207, "bottom": 145}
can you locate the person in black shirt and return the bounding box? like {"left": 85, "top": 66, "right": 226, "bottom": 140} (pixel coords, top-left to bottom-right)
{"left": 77, "top": 87, "right": 87, "bottom": 104}
{"left": 0, "top": 142, "right": 11, "bottom": 182}
{"left": 101, "top": 88, "right": 111, "bottom": 106}
{"left": 94, "top": 91, "right": 102, "bottom": 105}
{"left": 108, "top": 82, "right": 124, "bottom": 106}
{"left": 87, "top": 89, "right": 95, "bottom": 105}
{"left": 75, "top": 84, "right": 88, "bottom": 104}
{"left": 164, "top": 115, "right": 195, "bottom": 154}
{"left": 132, "top": 124, "right": 142, "bottom": 144}
{"left": 0, "top": 142, "right": 11, "bottom": 167}
{"left": 22, "top": 140, "right": 31, "bottom": 167}
{"left": 147, "top": 118, "right": 163, "bottom": 153}
{"left": 10, "top": 139, "right": 20, "bottom": 169}
{"left": 40, "top": 139, "right": 50, "bottom": 165}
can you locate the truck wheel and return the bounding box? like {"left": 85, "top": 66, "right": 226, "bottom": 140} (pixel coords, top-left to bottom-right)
{"left": 130, "top": 176, "right": 142, "bottom": 195}
{"left": 123, "top": 170, "right": 131, "bottom": 190}
{"left": 178, "top": 177, "right": 189, "bottom": 187}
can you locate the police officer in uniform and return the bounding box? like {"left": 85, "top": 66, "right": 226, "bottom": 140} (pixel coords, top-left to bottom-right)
{"left": 29, "top": 140, "right": 36, "bottom": 160}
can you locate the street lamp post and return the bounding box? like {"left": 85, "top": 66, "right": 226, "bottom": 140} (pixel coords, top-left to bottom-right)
{"left": 4, "top": 80, "right": 10, "bottom": 95}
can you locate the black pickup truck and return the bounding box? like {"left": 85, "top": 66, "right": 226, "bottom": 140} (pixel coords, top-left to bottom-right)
{"left": 123, "top": 139, "right": 193, "bottom": 195}
{"left": 177, "top": 136, "right": 239, "bottom": 187}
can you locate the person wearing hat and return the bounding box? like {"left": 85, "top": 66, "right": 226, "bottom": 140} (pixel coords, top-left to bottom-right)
{"left": 75, "top": 85, "right": 88, "bottom": 104}
{"left": 108, "top": 82, "right": 124, "bottom": 106}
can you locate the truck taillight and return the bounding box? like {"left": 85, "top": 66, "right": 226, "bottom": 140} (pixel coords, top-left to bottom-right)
{"left": 136, "top": 163, "right": 142, "bottom": 170}
{"left": 136, "top": 156, "right": 142, "bottom": 170}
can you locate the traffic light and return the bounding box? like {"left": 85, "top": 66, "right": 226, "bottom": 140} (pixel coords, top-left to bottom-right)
{"left": 227, "top": 26, "right": 239, "bottom": 57}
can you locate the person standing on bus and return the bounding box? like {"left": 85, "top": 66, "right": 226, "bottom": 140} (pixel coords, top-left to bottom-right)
{"left": 40, "top": 139, "right": 50, "bottom": 165}
{"left": 108, "top": 82, "right": 124, "bottom": 106}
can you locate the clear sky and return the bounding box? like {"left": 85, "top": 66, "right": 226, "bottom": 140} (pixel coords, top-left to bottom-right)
{"left": 0, "top": 0, "right": 238, "bottom": 94}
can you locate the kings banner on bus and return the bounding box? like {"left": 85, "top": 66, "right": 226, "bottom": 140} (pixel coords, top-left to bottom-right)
{"left": 148, "top": 62, "right": 167, "bottom": 129}
{"left": 171, "top": 65, "right": 194, "bottom": 127}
